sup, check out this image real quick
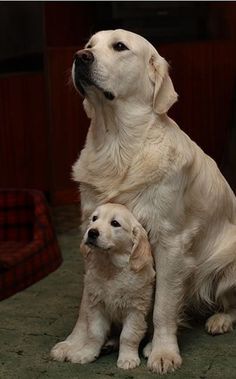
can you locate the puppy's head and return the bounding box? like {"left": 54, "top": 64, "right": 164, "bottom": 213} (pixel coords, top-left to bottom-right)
{"left": 72, "top": 29, "right": 177, "bottom": 114}
{"left": 81, "top": 203, "right": 153, "bottom": 271}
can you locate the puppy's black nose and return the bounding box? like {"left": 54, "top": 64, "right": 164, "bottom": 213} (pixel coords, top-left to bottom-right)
{"left": 74, "top": 50, "right": 94, "bottom": 66}
{"left": 88, "top": 228, "right": 99, "bottom": 239}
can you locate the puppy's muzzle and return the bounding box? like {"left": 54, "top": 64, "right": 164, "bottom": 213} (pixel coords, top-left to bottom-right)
{"left": 86, "top": 228, "right": 99, "bottom": 247}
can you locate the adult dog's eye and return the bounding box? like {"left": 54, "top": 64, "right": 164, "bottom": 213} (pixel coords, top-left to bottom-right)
{"left": 92, "top": 215, "right": 98, "bottom": 222}
{"left": 111, "top": 219, "right": 121, "bottom": 227}
{"left": 113, "top": 42, "right": 129, "bottom": 52}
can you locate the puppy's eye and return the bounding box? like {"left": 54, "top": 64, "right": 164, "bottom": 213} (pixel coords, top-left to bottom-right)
{"left": 92, "top": 215, "right": 98, "bottom": 222}
{"left": 113, "top": 42, "right": 129, "bottom": 52}
{"left": 111, "top": 219, "right": 121, "bottom": 227}
{"left": 86, "top": 44, "right": 92, "bottom": 49}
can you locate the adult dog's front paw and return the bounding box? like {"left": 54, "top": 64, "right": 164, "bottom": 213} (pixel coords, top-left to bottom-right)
{"left": 147, "top": 348, "right": 182, "bottom": 374}
{"left": 50, "top": 341, "right": 73, "bottom": 362}
{"left": 50, "top": 341, "right": 98, "bottom": 364}
{"left": 66, "top": 346, "right": 98, "bottom": 364}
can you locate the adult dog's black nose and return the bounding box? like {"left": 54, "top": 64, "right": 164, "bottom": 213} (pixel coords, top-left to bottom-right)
{"left": 88, "top": 228, "right": 99, "bottom": 240}
{"left": 74, "top": 50, "right": 94, "bottom": 66}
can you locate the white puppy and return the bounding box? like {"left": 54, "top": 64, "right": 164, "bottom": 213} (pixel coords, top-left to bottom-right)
{"left": 51, "top": 203, "right": 155, "bottom": 370}
{"left": 52, "top": 29, "right": 236, "bottom": 374}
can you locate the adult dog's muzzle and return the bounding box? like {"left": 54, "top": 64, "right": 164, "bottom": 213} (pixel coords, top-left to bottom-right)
{"left": 74, "top": 50, "right": 94, "bottom": 66}
{"left": 73, "top": 49, "right": 94, "bottom": 94}
{"left": 73, "top": 49, "right": 115, "bottom": 100}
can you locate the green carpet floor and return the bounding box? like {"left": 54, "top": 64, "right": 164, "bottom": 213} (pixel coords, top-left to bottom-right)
{"left": 1, "top": 205, "right": 236, "bottom": 379}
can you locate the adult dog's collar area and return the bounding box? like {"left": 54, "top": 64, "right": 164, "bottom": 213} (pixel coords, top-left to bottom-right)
{"left": 75, "top": 78, "right": 85, "bottom": 95}
{"left": 73, "top": 64, "right": 115, "bottom": 100}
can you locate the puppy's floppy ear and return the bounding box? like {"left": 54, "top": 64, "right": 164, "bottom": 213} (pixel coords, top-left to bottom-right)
{"left": 80, "top": 242, "right": 91, "bottom": 258}
{"left": 130, "top": 225, "right": 153, "bottom": 272}
{"left": 149, "top": 53, "right": 178, "bottom": 115}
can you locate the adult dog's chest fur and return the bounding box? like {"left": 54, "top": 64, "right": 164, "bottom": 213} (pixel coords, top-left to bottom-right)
{"left": 73, "top": 128, "right": 188, "bottom": 243}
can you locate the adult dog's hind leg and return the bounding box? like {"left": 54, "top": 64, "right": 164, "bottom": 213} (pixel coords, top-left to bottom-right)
{"left": 206, "top": 259, "right": 236, "bottom": 335}
{"left": 206, "top": 287, "right": 236, "bottom": 335}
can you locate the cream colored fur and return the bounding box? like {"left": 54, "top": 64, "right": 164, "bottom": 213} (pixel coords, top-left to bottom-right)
{"left": 51, "top": 203, "right": 155, "bottom": 369}
{"left": 52, "top": 29, "right": 236, "bottom": 374}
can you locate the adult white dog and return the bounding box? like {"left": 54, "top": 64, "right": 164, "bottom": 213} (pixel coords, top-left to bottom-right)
{"left": 53, "top": 29, "right": 236, "bottom": 374}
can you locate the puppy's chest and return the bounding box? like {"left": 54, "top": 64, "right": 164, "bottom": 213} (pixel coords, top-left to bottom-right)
{"left": 85, "top": 270, "right": 151, "bottom": 320}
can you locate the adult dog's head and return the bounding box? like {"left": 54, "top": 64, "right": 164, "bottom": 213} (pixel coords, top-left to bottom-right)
{"left": 72, "top": 29, "right": 177, "bottom": 114}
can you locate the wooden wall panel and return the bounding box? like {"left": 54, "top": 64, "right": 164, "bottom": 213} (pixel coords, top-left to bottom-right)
{"left": 46, "top": 47, "right": 89, "bottom": 201}
{"left": 0, "top": 73, "right": 49, "bottom": 190}
{"left": 159, "top": 41, "right": 236, "bottom": 164}
{"left": 44, "top": 3, "right": 94, "bottom": 47}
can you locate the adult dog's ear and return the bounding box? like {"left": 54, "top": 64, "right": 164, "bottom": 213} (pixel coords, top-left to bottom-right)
{"left": 130, "top": 225, "right": 153, "bottom": 272}
{"left": 149, "top": 53, "right": 178, "bottom": 115}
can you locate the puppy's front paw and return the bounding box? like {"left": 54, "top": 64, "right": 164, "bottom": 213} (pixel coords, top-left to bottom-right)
{"left": 143, "top": 342, "right": 152, "bottom": 358}
{"left": 117, "top": 353, "right": 140, "bottom": 370}
{"left": 102, "top": 337, "right": 119, "bottom": 354}
{"left": 147, "top": 348, "right": 182, "bottom": 374}
{"left": 206, "top": 313, "right": 233, "bottom": 335}
{"left": 50, "top": 341, "right": 72, "bottom": 362}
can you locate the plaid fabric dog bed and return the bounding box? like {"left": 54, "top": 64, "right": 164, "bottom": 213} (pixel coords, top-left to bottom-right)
{"left": 0, "top": 190, "right": 62, "bottom": 300}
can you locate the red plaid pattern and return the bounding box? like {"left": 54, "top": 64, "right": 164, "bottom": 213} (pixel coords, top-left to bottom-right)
{"left": 0, "top": 191, "right": 34, "bottom": 241}
{"left": 0, "top": 190, "right": 62, "bottom": 300}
